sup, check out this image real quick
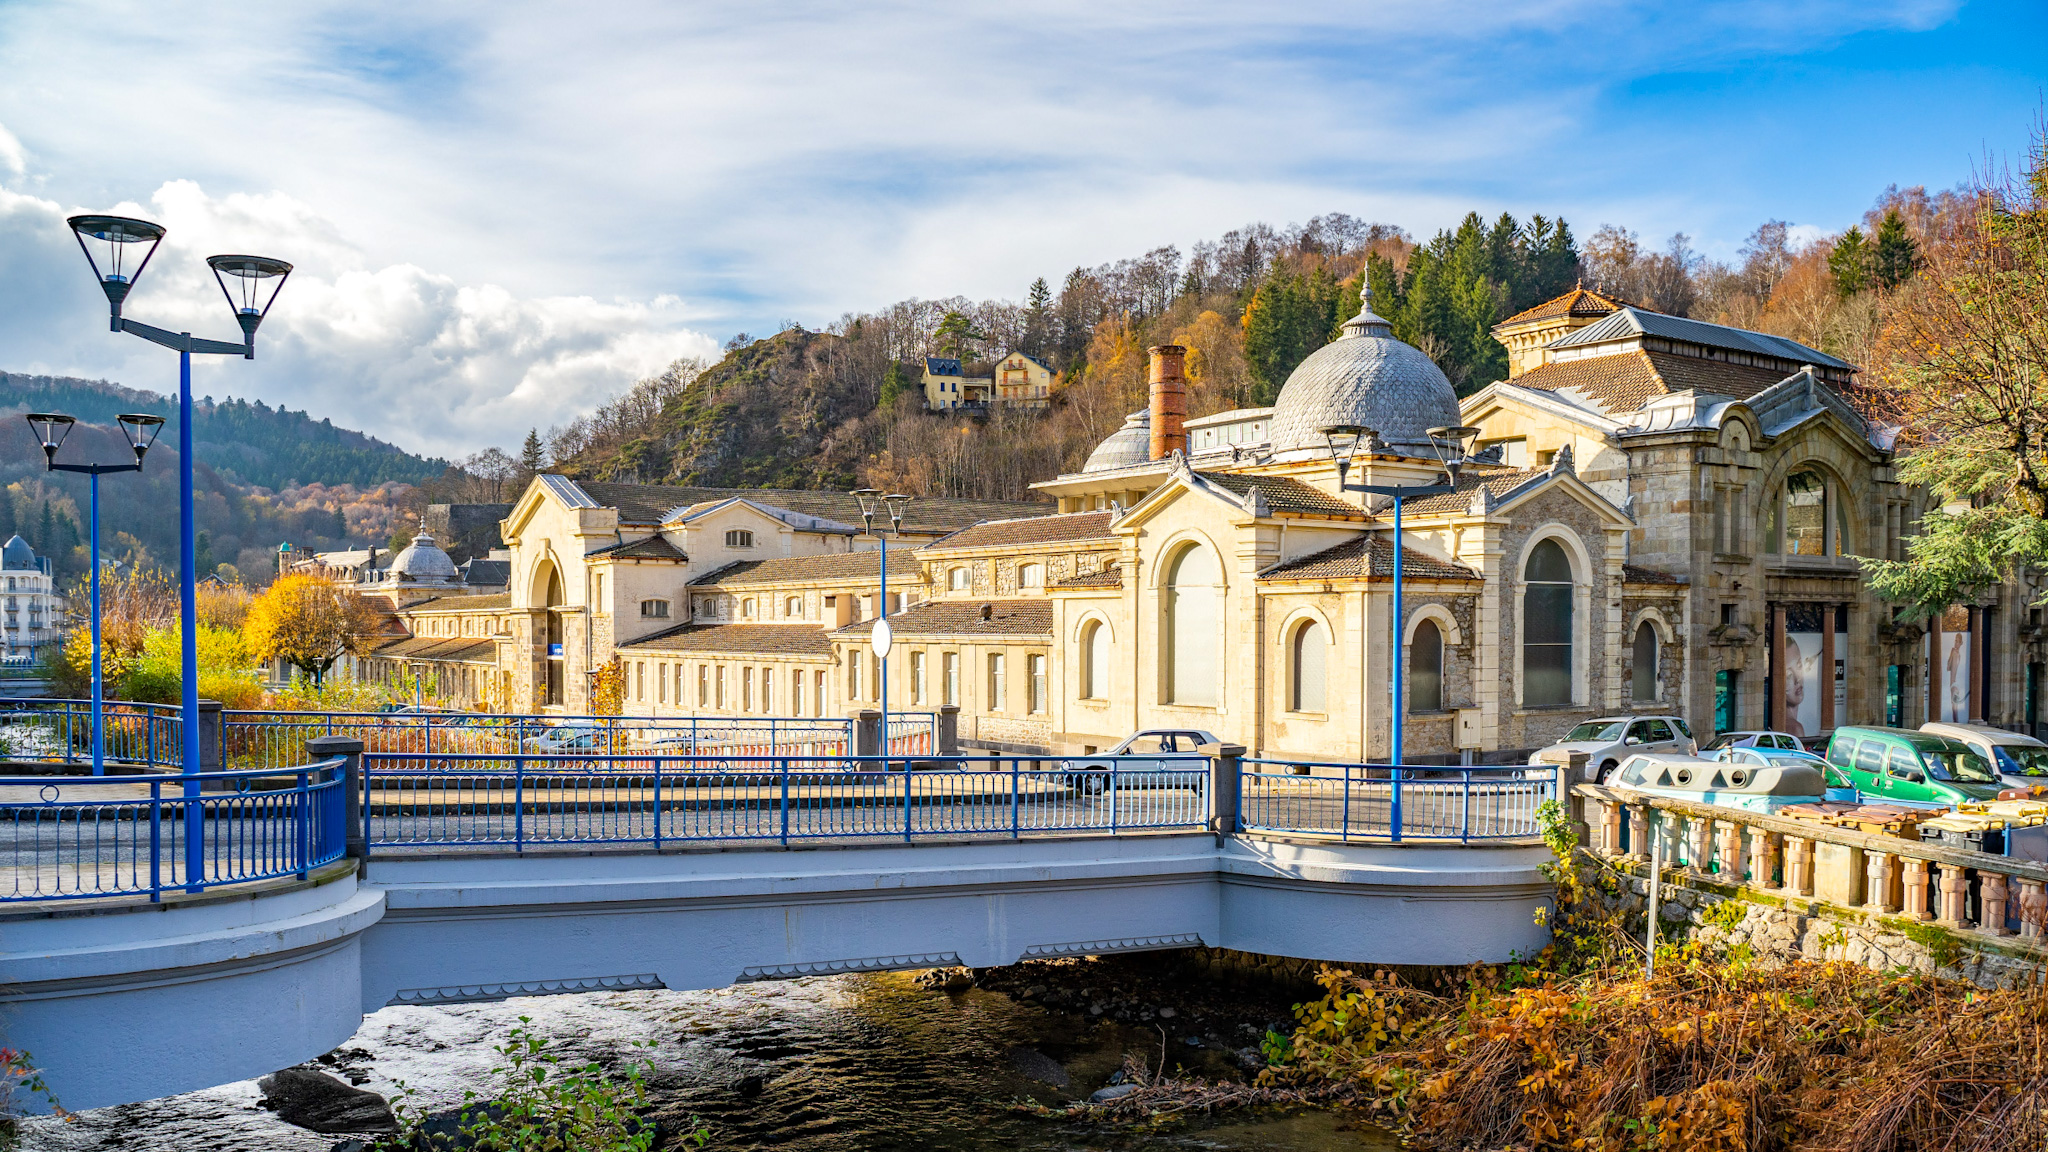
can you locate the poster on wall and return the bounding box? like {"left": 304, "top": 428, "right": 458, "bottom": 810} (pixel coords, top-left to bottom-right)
{"left": 1935, "top": 604, "right": 1972, "bottom": 722}
{"left": 1782, "top": 605, "right": 1829, "bottom": 738}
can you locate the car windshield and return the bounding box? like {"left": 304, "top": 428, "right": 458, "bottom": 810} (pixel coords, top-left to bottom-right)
{"left": 1923, "top": 743, "right": 1998, "bottom": 783}
{"left": 1995, "top": 746, "right": 2048, "bottom": 777}
{"left": 1564, "top": 721, "right": 1626, "bottom": 742}
{"left": 1702, "top": 734, "right": 1746, "bottom": 751}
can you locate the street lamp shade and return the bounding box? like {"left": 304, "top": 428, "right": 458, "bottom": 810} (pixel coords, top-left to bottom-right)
{"left": 117, "top": 413, "right": 167, "bottom": 459}
{"left": 206, "top": 254, "right": 294, "bottom": 345}
{"left": 882, "top": 493, "right": 913, "bottom": 530}
{"left": 849, "top": 487, "right": 882, "bottom": 529}
{"left": 67, "top": 214, "right": 165, "bottom": 327}
{"left": 1425, "top": 425, "right": 1484, "bottom": 481}
{"left": 24, "top": 412, "right": 75, "bottom": 463}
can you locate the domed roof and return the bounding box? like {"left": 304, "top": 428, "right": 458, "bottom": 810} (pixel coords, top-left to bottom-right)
{"left": 1264, "top": 285, "right": 1461, "bottom": 456}
{"left": 1083, "top": 408, "right": 1152, "bottom": 472}
{"left": 388, "top": 530, "right": 459, "bottom": 582}
{"left": 0, "top": 536, "right": 35, "bottom": 571}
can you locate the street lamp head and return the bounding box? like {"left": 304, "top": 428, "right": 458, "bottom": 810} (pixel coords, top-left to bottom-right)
{"left": 1318, "top": 423, "right": 1372, "bottom": 486}
{"left": 117, "top": 413, "right": 166, "bottom": 462}
{"left": 882, "top": 493, "right": 913, "bottom": 533}
{"left": 67, "top": 215, "right": 164, "bottom": 330}
{"left": 1425, "top": 425, "right": 1484, "bottom": 482}
{"left": 849, "top": 487, "right": 882, "bottom": 533}
{"left": 24, "top": 413, "right": 75, "bottom": 466}
{"left": 206, "top": 254, "right": 293, "bottom": 354}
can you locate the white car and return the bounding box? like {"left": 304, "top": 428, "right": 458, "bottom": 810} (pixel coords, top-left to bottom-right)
{"left": 1058, "top": 728, "right": 1219, "bottom": 793}
{"left": 1529, "top": 715, "right": 1697, "bottom": 783}
{"left": 1920, "top": 722, "right": 2048, "bottom": 790}
{"left": 521, "top": 725, "right": 615, "bottom": 754}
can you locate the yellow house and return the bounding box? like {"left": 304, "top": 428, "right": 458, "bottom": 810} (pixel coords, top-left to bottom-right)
{"left": 921, "top": 351, "right": 1054, "bottom": 411}
{"left": 991, "top": 351, "right": 1055, "bottom": 409}
{"left": 921, "top": 357, "right": 992, "bottom": 410}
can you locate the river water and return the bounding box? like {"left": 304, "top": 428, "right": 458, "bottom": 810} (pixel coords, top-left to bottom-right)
{"left": 20, "top": 973, "right": 1395, "bottom": 1151}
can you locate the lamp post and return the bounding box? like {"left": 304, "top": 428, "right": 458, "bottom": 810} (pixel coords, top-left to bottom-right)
{"left": 68, "top": 214, "right": 289, "bottom": 889}
{"left": 25, "top": 411, "right": 166, "bottom": 775}
{"left": 1319, "top": 423, "right": 1481, "bottom": 769}
{"left": 850, "top": 489, "right": 912, "bottom": 759}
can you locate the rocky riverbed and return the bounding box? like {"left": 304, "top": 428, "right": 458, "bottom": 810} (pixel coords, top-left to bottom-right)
{"left": 19, "top": 953, "right": 1393, "bottom": 1151}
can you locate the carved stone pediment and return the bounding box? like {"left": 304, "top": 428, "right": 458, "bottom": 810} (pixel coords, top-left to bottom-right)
{"left": 1708, "top": 623, "right": 1756, "bottom": 647}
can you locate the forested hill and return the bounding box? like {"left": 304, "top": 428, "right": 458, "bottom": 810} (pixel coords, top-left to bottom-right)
{"left": 0, "top": 372, "right": 445, "bottom": 490}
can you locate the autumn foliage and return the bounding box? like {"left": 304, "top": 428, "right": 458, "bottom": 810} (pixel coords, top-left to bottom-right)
{"left": 243, "top": 573, "right": 383, "bottom": 687}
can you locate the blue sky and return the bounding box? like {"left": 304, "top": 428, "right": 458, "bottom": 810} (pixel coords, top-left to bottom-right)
{"left": 0, "top": 0, "right": 2037, "bottom": 456}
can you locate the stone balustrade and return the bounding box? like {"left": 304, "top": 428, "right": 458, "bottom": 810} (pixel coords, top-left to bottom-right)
{"left": 1573, "top": 782, "right": 2048, "bottom": 942}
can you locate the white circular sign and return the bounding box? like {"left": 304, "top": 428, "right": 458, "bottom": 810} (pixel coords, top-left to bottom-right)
{"left": 869, "top": 619, "right": 894, "bottom": 659}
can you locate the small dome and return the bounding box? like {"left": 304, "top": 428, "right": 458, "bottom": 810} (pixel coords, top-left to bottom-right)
{"left": 1264, "top": 285, "right": 1461, "bottom": 456}
{"left": 1084, "top": 409, "right": 1152, "bottom": 472}
{"left": 1, "top": 536, "right": 37, "bottom": 571}
{"left": 388, "top": 531, "right": 459, "bottom": 582}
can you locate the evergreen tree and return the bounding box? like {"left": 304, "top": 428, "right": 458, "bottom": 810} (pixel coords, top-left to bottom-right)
{"left": 1828, "top": 226, "right": 1872, "bottom": 296}
{"left": 934, "top": 310, "right": 983, "bottom": 361}
{"left": 1020, "top": 278, "right": 1052, "bottom": 359}
{"left": 519, "top": 428, "right": 547, "bottom": 476}
{"left": 1242, "top": 265, "right": 1346, "bottom": 404}
{"left": 0, "top": 489, "right": 16, "bottom": 544}
{"left": 879, "top": 361, "right": 908, "bottom": 408}
{"left": 37, "top": 502, "right": 52, "bottom": 553}
{"left": 1872, "top": 208, "right": 1919, "bottom": 289}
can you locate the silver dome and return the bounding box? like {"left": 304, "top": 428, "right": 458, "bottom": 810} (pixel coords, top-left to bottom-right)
{"left": 1264, "top": 287, "right": 1460, "bottom": 456}
{"left": 1, "top": 535, "right": 36, "bottom": 572}
{"left": 1083, "top": 408, "right": 1152, "bottom": 472}
{"left": 388, "top": 530, "right": 460, "bottom": 582}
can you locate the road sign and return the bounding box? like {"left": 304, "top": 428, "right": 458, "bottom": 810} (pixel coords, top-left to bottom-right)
{"left": 870, "top": 619, "right": 893, "bottom": 659}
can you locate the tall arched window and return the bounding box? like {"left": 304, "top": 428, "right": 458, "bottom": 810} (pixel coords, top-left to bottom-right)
{"left": 1165, "top": 544, "right": 1221, "bottom": 706}
{"left": 1411, "top": 619, "right": 1443, "bottom": 712}
{"left": 948, "top": 567, "right": 969, "bottom": 591}
{"left": 1523, "top": 539, "right": 1574, "bottom": 707}
{"left": 1632, "top": 621, "right": 1660, "bottom": 701}
{"left": 1018, "top": 563, "right": 1044, "bottom": 589}
{"left": 1765, "top": 468, "right": 1847, "bottom": 556}
{"left": 1081, "top": 620, "right": 1109, "bottom": 700}
{"left": 1290, "top": 620, "right": 1326, "bottom": 713}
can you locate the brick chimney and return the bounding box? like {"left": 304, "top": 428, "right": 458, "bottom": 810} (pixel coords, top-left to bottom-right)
{"left": 1148, "top": 344, "right": 1188, "bottom": 460}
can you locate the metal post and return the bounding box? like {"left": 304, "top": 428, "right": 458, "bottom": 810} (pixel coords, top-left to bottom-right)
{"left": 514, "top": 754, "right": 525, "bottom": 853}
{"left": 780, "top": 756, "right": 790, "bottom": 846}
{"left": 1646, "top": 828, "right": 1663, "bottom": 976}
{"left": 149, "top": 777, "right": 162, "bottom": 902}
{"left": 1392, "top": 492, "right": 1404, "bottom": 767}
{"left": 1010, "top": 756, "right": 1021, "bottom": 838}
{"left": 89, "top": 471, "right": 103, "bottom": 776}
{"left": 1342, "top": 760, "right": 1352, "bottom": 841}
{"left": 294, "top": 768, "right": 310, "bottom": 880}
{"left": 653, "top": 754, "right": 663, "bottom": 850}
{"left": 878, "top": 533, "right": 888, "bottom": 762}
{"left": 179, "top": 345, "right": 202, "bottom": 892}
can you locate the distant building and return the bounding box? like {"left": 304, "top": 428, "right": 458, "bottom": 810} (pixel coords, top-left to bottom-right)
{"left": 921, "top": 352, "right": 1054, "bottom": 411}
{"left": 0, "top": 536, "right": 62, "bottom": 663}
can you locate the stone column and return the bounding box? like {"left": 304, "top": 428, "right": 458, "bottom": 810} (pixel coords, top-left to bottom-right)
{"left": 306, "top": 735, "right": 367, "bottom": 862}
{"left": 1865, "top": 851, "right": 1896, "bottom": 914}
{"left": 1628, "top": 803, "right": 1651, "bottom": 861}
{"left": 1770, "top": 604, "right": 1789, "bottom": 733}
{"left": 1937, "top": 865, "right": 1971, "bottom": 928}
{"left": 1902, "top": 857, "right": 1935, "bottom": 921}
{"left": 1685, "top": 815, "right": 1712, "bottom": 876}
{"left": 1753, "top": 828, "right": 1781, "bottom": 889}
{"left": 1716, "top": 820, "right": 1747, "bottom": 882}
{"left": 1981, "top": 872, "right": 2013, "bottom": 936}
{"left": 1201, "top": 742, "right": 1245, "bottom": 837}
{"left": 1786, "top": 835, "right": 1815, "bottom": 897}
{"left": 938, "top": 705, "right": 960, "bottom": 756}
{"left": 1599, "top": 800, "right": 1624, "bottom": 857}
{"left": 196, "top": 699, "right": 224, "bottom": 775}
{"left": 855, "top": 710, "right": 881, "bottom": 757}
{"left": 1820, "top": 605, "right": 1837, "bottom": 734}
{"left": 2018, "top": 879, "right": 2047, "bottom": 939}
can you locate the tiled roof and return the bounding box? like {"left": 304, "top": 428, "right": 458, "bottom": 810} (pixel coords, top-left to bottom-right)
{"left": 1053, "top": 564, "right": 1122, "bottom": 589}
{"left": 1395, "top": 467, "right": 1553, "bottom": 514}
{"left": 1622, "top": 564, "right": 1688, "bottom": 585}
{"left": 923, "top": 511, "right": 1116, "bottom": 551}
{"left": 689, "top": 550, "right": 919, "bottom": 587}
{"left": 1497, "top": 286, "right": 1636, "bottom": 328}
{"left": 374, "top": 636, "right": 499, "bottom": 663}
{"left": 1260, "top": 534, "right": 1480, "bottom": 583}
{"left": 619, "top": 624, "right": 835, "bottom": 656}
{"left": 1193, "top": 471, "right": 1363, "bottom": 519}
{"left": 568, "top": 481, "right": 1043, "bottom": 534}
{"left": 585, "top": 534, "right": 688, "bottom": 561}
{"left": 834, "top": 599, "right": 1052, "bottom": 639}
{"left": 1511, "top": 351, "right": 1794, "bottom": 418}
{"left": 399, "top": 592, "right": 512, "bottom": 614}
{"left": 925, "top": 357, "right": 963, "bottom": 376}
{"left": 1549, "top": 307, "right": 1856, "bottom": 371}
{"left": 462, "top": 559, "right": 511, "bottom": 586}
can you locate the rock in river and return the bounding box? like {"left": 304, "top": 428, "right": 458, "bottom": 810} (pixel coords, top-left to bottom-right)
{"left": 257, "top": 1068, "right": 398, "bottom": 1134}
{"left": 1089, "top": 1083, "right": 1141, "bottom": 1103}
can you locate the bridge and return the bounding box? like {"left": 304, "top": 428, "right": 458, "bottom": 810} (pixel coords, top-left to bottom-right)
{"left": 0, "top": 701, "right": 1560, "bottom": 1111}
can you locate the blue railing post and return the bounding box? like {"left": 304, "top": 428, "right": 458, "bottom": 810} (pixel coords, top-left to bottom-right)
{"left": 653, "top": 755, "right": 664, "bottom": 850}
{"left": 1109, "top": 764, "right": 1118, "bottom": 834}
{"left": 1462, "top": 769, "right": 1473, "bottom": 843}
{"left": 294, "top": 768, "right": 310, "bottom": 880}
{"left": 1010, "top": 757, "right": 1020, "bottom": 839}
{"left": 1341, "top": 761, "right": 1352, "bottom": 842}
{"left": 902, "top": 756, "right": 912, "bottom": 842}
{"left": 149, "top": 778, "right": 162, "bottom": 902}
{"left": 780, "top": 757, "right": 790, "bottom": 846}
{"left": 1389, "top": 764, "right": 1403, "bottom": 844}
{"left": 514, "top": 755, "right": 526, "bottom": 853}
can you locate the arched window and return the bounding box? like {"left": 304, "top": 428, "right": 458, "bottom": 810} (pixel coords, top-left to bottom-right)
{"left": 1165, "top": 544, "right": 1221, "bottom": 706}
{"left": 1290, "top": 620, "right": 1326, "bottom": 713}
{"left": 1411, "top": 619, "right": 1443, "bottom": 712}
{"left": 785, "top": 595, "right": 802, "bottom": 618}
{"left": 741, "top": 597, "right": 756, "bottom": 619}
{"left": 1523, "top": 539, "right": 1574, "bottom": 707}
{"left": 1632, "top": 621, "right": 1659, "bottom": 701}
{"left": 1081, "top": 620, "right": 1109, "bottom": 700}
{"left": 948, "top": 567, "right": 969, "bottom": 591}
{"left": 1018, "top": 563, "right": 1044, "bottom": 589}
{"left": 1765, "top": 468, "right": 1847, "bottom": 556}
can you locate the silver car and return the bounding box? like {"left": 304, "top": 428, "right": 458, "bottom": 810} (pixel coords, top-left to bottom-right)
{"left": 1529, "top": 715, "right": 1697, "bottom": 783}
{"left": 1059, "top": 728, "right": 1218, "bottom": 793}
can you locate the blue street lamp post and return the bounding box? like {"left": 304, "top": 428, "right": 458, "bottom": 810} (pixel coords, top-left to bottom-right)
{"left": 24, "top": 412, "right": 165, "bottom": 775}
{"left": 1320, "top": 423, "right": 1481, "bottom": 788}
{"left": 850, "top": 489, "right": 912, "bottom": 760}
{"left": 67, "top": 215, "right": 290, "bottom": 888}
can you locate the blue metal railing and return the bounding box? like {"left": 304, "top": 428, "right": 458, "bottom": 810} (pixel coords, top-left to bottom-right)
{"left": 1239, "top": 761, "right": 1557, "bottom": 842}
{"left": 361, "top": 752, "right": 1212, "bottom": 851}
{"left": 0, "top": 759, "right": 347, "bottom": 902}
{"left": 0, "top": 699, "right": 182, "bottom": 769}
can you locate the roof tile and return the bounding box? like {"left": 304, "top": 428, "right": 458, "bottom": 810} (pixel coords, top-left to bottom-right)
{"left": 1511, "top": 351, "right": 1795, "bottom": 418}
{"left": 833, "top": 599, "right": 1052, "bottom": 639}
{"left": 374, "top": 636, "right": 500, "bottom": 662}
{"left": 1053, "top": 564, "right": 1122, "bottom": 589}
{"left": 619, "top": 623, "right": 836, "bottom": 656}
{"left": 1260, "top": 535, "right": 1480, "bottom": 582}
{"left": 586, "top": 534, "right": 688, "bottom": 561}
{"left": 924, "top": 511, "right": 1116, "bottom": 551}
{"left": 1193, "top": 471, "right": 1363, "bottom": 519}
{"left": 1496, "top": 286, "right": 1637, "bottom": 328}
{"left": 1622, "top": 564, "right": 1688, "bottom": 585}
{"left": 569, "top": 480, "right": 1044, "bottom": 533}
{"left": 690, "top": 550, "right": 918, "bottom": 587}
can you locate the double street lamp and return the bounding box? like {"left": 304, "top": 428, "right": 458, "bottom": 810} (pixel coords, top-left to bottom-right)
{"left": 24, "top": 412, "right": 165, "bottom": 775}
{"left": 850, "top": 489, "right": 912, "bottom": 758}
{"left": 1319, "top": 423, "right": 1482, "bottom": 769}
{"left": 67, "top": 214, "right": 289, "bottom": 887}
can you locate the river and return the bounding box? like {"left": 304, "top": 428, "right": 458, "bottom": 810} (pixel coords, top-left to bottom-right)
{"left": 20, "top": 971, "right": 1396, "bottom": 1151}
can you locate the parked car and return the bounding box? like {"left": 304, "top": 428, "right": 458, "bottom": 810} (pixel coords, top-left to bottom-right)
{"left": 1701, "top": 730, "right": 1808, "bottom": 753}
{"left": 1919, "top": 722, "right": 2048, "bottom": 790}
{"left": 1712, "top": 744, "right": 1854, "bottom": 796}
{"left": 1528, "top": 715, "right": 1696, "bottom": 783}
{"left": 521, "top": 725, "right": 614, "bottom": 754}
{"left": 1058, "top": 729, "right": 1218, "bottom": 794}
{"left": 1825, "top": 725, "right": 2004, "bottom": 807}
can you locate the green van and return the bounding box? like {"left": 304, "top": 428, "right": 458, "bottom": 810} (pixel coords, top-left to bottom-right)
{"left": 1824, "top": 726, "right": 2004, "bottom": 806}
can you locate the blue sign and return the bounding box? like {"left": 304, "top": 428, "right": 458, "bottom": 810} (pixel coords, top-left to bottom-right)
{"left": 548, "top": 644, "right": 563, "bottom": 657}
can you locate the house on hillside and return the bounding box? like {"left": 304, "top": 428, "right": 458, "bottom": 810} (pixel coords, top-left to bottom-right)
{"left": 921, "top": 351, "right": 1054, "bottom": 412}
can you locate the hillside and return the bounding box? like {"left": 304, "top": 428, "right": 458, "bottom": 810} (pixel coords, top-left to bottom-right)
{"left": 0, "top": 372, "right": 446, "bottom": 585}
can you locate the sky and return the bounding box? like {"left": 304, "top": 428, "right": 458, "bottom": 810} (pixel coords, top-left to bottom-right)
{"left": 0, "top": 1, "right": 2038, "bottom": 460}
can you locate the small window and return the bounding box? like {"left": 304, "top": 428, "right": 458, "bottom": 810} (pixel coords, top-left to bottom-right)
{"left": 1631, "top": 622, "right": 1659, "bottom": 701}
{"left": 988, "top": 653, "right": 1006, "bottom": 712}
{"left": 1291, "top": 620, "right": 1327, "bottom": 712}
{"left": 949, "top": 567, "right": 969, "bottom": 591}
{"left": 742, "top": 597, "right": 756, "bottom": 619}
{"left": 1643, "top": 719, "right": 1674, "bottom": 742}
{"left": 641, "top": 599, "right": 670, "bottom": 618}
{"left": 1018, "top": 563, "right": 1043, "bottom": 589}
{"left": 944, "top": 652, "right": 960, "bottom": 706}
{"left": 1029, "top": 654, "right": 1047, "bottom": 713}
{"left": 1854, "top": 741, "right": 1886, "bottom": 773}
{"left": 911, "top": 651, "right": 927, "bottom": 705}
{"left": 785, "top": 595, "right": 802, "bottom": 618}
{"left": 726, "top": 529, "right": 755, "bottom": 548}
{"left": 1410, "top": 619, "right": 1443, "bottom": 712}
